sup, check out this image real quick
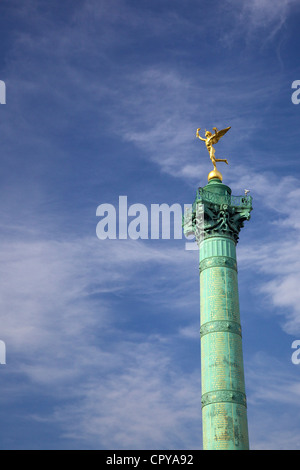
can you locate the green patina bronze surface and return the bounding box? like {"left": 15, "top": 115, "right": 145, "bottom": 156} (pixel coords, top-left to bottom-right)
{"left": 183, "top": 178, "right": 252, "bottom": 450}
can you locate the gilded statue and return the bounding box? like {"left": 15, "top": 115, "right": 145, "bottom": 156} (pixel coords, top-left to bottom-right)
{"left": 196, "top": 126, "right": 231, "bottom": 181}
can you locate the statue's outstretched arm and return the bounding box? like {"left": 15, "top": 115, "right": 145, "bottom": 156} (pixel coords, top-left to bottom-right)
{"left": 196, "top": 128, "right": 206, "bottom": 141}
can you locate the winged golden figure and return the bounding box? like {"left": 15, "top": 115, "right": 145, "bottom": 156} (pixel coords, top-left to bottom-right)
{"left": 196, "top": 126, "right": 231, "bottom": 171}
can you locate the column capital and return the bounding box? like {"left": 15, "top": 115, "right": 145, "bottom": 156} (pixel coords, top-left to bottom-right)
{"left": 183, "top": 179, "right": 252, "bottom": 244}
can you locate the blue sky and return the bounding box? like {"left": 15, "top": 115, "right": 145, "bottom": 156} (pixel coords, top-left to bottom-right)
{"left": 0, "top": 0, "right": 300, "bottom": 450}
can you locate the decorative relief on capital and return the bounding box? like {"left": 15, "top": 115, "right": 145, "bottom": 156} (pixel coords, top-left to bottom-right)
{"left": 183, "top": 188, "right": 252, "bottom": 244}
{"left": 202, "top": 202, "right": 251, "bottom": 243}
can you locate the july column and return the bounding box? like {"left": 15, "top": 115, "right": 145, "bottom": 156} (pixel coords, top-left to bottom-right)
{"left": 190, "top": 177, "right": 252, "bottom": 450}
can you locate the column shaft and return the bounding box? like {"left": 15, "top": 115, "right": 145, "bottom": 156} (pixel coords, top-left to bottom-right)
{"left": 199, "top": 236, "right": 249, "bottom": 450}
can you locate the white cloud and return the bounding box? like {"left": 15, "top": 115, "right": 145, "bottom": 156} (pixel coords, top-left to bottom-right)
{"left": 0, "top": 231, "right": 202, "bottom": 447}
{"left": 203, "top": 165, "right": 300, "bottom": 337}
{"left": 224, "top": 0, "right": 298, "bottom": 46}
{"left": 49, "top": 338, "right": 202, "bottom": 449}
{"left": 0, "top": 236, "right": 196, "bottom": 351}
{"left": 245, "top": 352, "right": 300, "bottom": 449}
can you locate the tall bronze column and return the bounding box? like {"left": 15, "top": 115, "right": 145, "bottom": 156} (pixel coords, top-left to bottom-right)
{"left": 183, "top": 127, "right": 252, "bottom": 449}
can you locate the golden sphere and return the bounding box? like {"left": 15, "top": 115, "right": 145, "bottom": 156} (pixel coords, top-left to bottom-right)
{"left": 208, "top": 169, "right": 223, "bottom": 182}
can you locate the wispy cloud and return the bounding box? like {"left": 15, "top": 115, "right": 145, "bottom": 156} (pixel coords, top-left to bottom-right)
{"left": 0, "top": 231, "right": 201, "bottom": 447}
{"left": 0, "top": 236, "right": 196, "bottom": 349}
{"left": 49, "top": 338, "right": 202, "bottom": 450}
{"left": 223, "top": 0, "right": 298, "bottom": 48}
{"left": 235, "top": 170, "right": 300, "bottom": 335}
{"left": 246, "top": 352, "right": 300, "bottom": 449}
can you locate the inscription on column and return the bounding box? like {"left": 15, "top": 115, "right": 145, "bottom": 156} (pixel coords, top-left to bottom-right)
{"left": 201, "top": 332, "right": 246, "bottom": 395}
{"left": 203, "top": 402, "right": 249, "bottom": 450}
{"left": 200, "top": 266, "right": 240, "bottom": 325}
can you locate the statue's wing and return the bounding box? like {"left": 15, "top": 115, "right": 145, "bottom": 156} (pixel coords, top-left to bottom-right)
{"left": 209, "top": 126, "right": 231, "bottom": 145}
